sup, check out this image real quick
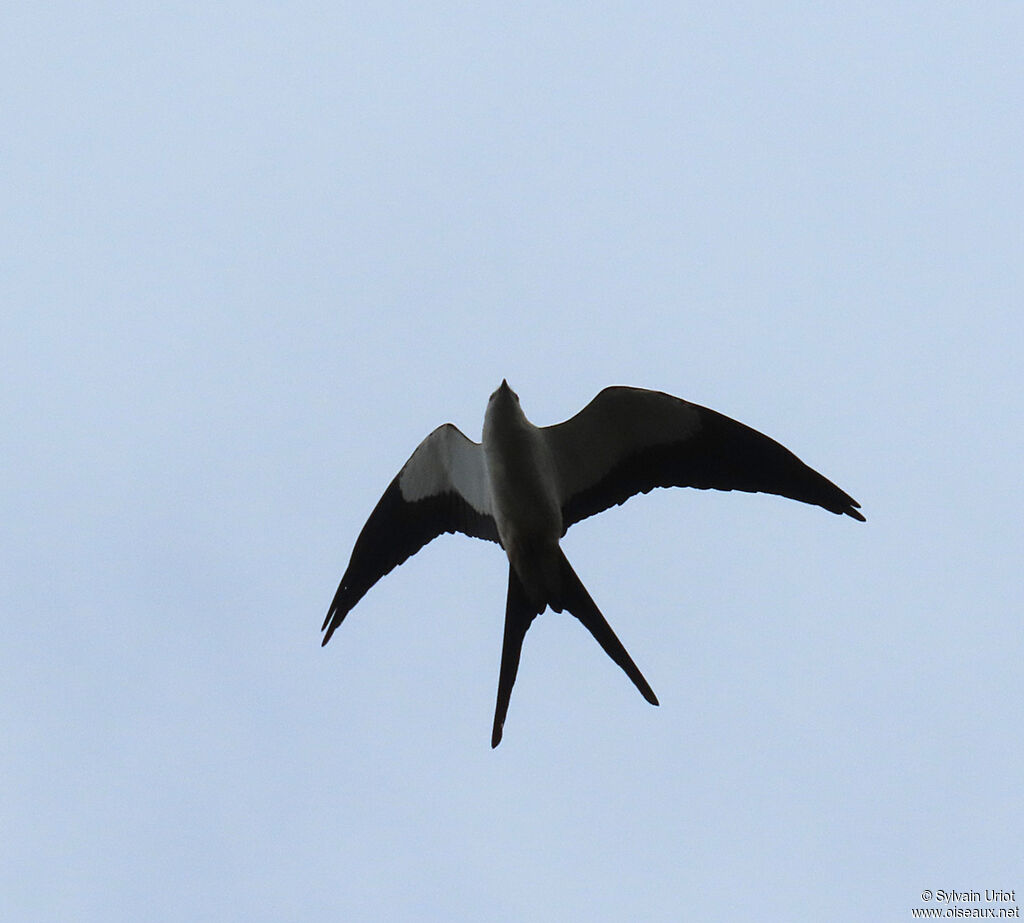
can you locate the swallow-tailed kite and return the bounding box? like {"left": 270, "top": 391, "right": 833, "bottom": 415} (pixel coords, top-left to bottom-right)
{"left": 323, "top": 381, "right": 864, "bottom": 746}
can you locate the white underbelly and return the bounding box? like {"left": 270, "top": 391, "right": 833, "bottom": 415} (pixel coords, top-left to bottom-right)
{"left": 485, "top": 427, "right": 563, "bottom": 547}
{"left": 482, "top": 400, "right": 565, "bottom": 603}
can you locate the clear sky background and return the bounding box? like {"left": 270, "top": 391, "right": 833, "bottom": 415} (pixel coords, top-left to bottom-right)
{"left": 4, "top": 4, "right": 1021, "bottom": 921}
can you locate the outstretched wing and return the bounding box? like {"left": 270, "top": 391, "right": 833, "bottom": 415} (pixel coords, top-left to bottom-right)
{"left": 322, "top": 423, "right": 500, "bottom": 645}
{"left": 544, "top": 387, "right": 864, "bottom": 531}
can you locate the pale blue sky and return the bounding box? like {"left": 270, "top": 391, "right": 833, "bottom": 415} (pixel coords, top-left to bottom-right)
{"left": 3, "top": 4, "right": 1022, "bottom": 921}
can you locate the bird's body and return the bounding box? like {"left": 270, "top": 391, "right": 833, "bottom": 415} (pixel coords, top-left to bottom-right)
{"left": 323, "top": 381, "right": 863, "bottom": 746}
{"left": 483, "top": 386, "right": 563, "bottom": 606}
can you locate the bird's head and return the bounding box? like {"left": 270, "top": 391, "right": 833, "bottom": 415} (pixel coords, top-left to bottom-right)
{"left": 484, "top": 380, "right": 525, "bottom": 438}
{"left": 488, "top": 380, "right": 519, "bottom": 405}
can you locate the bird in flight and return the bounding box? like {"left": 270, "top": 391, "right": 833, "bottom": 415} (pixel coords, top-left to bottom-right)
{"left": 323, "top": 381, "right": 864, "bottom": 746}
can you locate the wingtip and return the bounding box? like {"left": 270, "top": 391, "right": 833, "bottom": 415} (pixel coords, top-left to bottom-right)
{"left": 322, "top": 603, "right": 349, "bottom": 645}
{"left": 636, "top": 679, "right": 659, "bottom": 707}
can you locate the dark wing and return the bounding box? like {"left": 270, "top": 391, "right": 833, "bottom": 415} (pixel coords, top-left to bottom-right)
{"left": 322, "top": 423, "right": 500, "bottom": 645}
{"left": 544, "top": 386, "right": 864, "bottom": 531}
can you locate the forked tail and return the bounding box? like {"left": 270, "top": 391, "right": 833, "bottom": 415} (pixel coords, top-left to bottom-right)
{"left": 490, "top": 549, "right": 658, "bottom": 748}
